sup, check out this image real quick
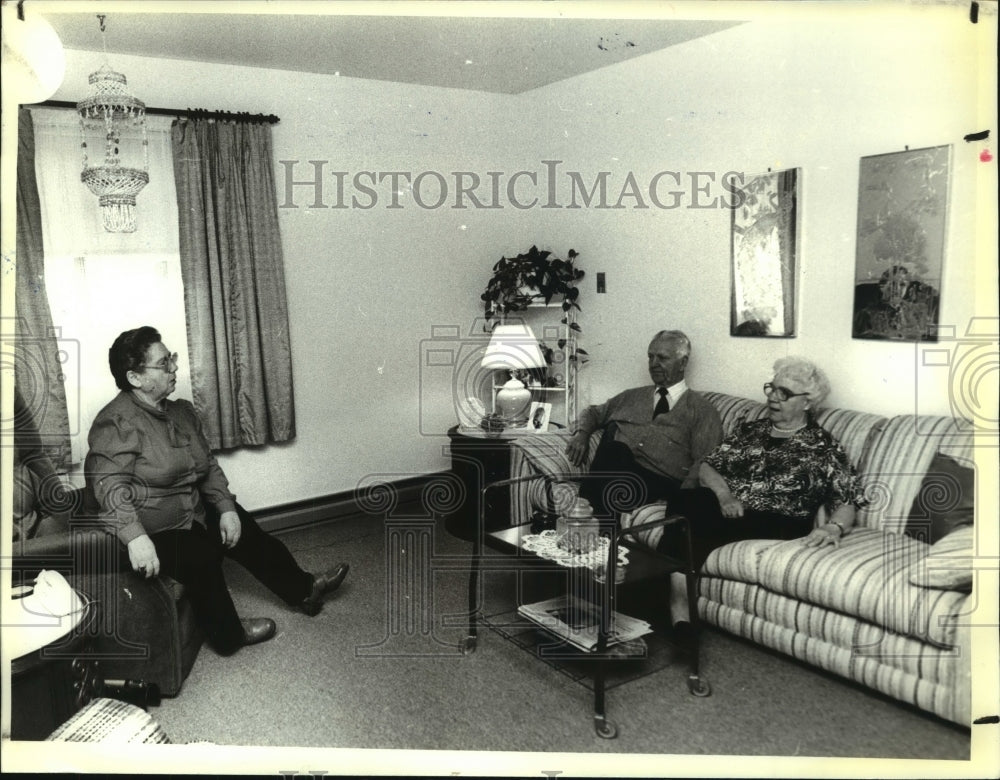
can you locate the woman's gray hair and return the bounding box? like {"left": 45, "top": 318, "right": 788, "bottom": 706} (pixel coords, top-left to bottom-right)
{"left": 773, "top": 356, "right": 831, "bottom": 406}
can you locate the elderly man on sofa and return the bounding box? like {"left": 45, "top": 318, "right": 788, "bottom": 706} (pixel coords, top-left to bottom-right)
{"left": 566, "top": 329, "right": 722, "bottom": 514}
{"left": 564, "top": 329, "right": 723, "bottom": 634}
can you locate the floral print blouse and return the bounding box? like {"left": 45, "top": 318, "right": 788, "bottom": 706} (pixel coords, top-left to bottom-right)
{"left": 703, "top": 418, "right": 866, "bottom": 519}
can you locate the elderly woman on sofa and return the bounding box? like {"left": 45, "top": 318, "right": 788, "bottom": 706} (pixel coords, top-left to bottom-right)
{"left": 657, "top": 357, "right": 867, "bottom": 634}
{"left": 85, "top": 326, "right": 349, "bottom": 656}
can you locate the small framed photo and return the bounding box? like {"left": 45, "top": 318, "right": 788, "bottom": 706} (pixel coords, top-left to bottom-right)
{"left": 528, "top": 402, "right": 552, "bottom": 433}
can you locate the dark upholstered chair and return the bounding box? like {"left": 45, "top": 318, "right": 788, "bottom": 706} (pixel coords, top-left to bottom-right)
{"left": 12, "top": 484, "right": 203, "bottom": 697}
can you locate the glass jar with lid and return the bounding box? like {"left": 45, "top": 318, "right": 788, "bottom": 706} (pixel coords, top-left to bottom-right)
{"left": 556, "top": 496, "right": 599, "bottom": 554}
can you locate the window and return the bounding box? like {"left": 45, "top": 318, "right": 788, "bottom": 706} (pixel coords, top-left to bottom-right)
{"left": 32, "top": 108, "right": 191, "bottom": 466}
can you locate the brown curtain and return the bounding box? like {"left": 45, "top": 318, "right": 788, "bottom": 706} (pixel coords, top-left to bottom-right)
{"left": 14, "top": 108, "right": 71, "bottom": 470}
{"left": 170, "top": 119, "right": 295, "bottom": 450}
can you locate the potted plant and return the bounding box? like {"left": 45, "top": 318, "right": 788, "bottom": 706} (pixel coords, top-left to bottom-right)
{"left": 481, "top": 245, "right": 584, "bottom": 327}
{"left": 481, "top": 246, "right": 589, "bottom": 376}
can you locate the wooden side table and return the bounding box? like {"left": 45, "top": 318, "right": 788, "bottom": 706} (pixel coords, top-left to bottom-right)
{"left": 446, "top": 425, "right": 563, "bottom": 540}
{"left": 445, "top": 426, "right": 520, "bottom": 540}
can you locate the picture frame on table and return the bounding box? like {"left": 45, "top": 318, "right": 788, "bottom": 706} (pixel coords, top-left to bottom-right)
{"left": 528, "top": 402, "right": 552, "bottom": 433}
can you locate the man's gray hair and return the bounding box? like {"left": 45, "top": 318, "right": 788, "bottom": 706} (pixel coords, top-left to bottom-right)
{"left": 652, "top": 330, "right": 691, "bottom": 358}
{"left": 773, "top": 356, "right": 831, "bottom": 406}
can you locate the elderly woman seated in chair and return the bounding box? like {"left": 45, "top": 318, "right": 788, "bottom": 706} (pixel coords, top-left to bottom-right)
{"left": 85, "top": 326, "right": 350, "bottom": 656}
{"left": 654, "top": 357, "right": 867, "bottom": 643}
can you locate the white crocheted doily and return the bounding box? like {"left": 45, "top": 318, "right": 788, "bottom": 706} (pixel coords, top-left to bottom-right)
{"left": 520, "top": 529, "right": 629, "bottom": 571}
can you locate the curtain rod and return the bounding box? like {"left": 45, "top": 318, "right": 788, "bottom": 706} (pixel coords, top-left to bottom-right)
{"left": 32, "top": 100, "right": 280, "bottom": 125}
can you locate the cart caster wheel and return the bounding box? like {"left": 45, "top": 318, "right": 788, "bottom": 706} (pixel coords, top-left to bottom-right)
{"left": 594, "top": 716, "right": 618, "bottom": 739}
{"left": 687, "top": 674, "right": 711, "bottom": 697}
{"left": 460, "top": 636, "right": 477, "bottom": 655}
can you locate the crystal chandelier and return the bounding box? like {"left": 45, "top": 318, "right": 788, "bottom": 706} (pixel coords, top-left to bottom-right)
{"left": 76, "top": 15, "right": 148, "bottom": 233}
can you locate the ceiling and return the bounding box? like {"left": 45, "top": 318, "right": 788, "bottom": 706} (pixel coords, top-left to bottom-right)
{"left": 42, "top": 9, "right": 742, "bottom": 95}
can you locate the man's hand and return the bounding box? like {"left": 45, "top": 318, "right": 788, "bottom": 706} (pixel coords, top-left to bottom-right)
{"left": 127, "top": 534, "right": 160, "bottom": 579}
{"left": 219, "top": 510, "right": 242, "bottom": 548}
{"left": 565, "top": 431, "right": 590, "bottom": 466}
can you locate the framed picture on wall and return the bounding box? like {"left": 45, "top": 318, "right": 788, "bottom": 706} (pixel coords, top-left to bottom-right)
{"left": 852, "top": 145, "right": 951, "bottom": 342}
{"left": 730, "top": 168, "right": 799, "bottom": 337}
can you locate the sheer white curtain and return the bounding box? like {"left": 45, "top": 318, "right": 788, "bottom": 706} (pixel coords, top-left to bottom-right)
{"left": 31, "top": 108, "right": 191, "bottom": 467}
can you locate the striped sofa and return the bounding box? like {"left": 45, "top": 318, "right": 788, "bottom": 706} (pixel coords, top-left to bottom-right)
{"left": 507, "top": 392, "right": 975, "bottom": 726}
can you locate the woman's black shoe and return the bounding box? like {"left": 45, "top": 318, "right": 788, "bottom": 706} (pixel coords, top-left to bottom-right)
{"left": 241, "top": 618, "right": 277, "bottom": 646}
{"left": 301, "top": 563, "right": 350, "bottom": 616}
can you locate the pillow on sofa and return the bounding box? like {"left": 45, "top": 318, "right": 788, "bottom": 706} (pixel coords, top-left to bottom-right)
{"left": 908, "top": 525, "right": 974, "bottom": 592}
{"left": 904, "top": 452, "right": 974, "bottom": 544}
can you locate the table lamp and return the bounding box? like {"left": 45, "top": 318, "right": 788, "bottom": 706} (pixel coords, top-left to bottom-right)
{"left": 481, "top": 324, "right": 546, "bottom": 424}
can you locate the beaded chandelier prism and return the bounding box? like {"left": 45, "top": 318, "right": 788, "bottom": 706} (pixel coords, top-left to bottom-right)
{"left": 76, "top": 16, "right": 148, "bottom": 233}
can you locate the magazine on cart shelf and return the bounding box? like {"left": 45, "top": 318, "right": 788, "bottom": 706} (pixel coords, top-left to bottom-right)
{"left": 517, "top": 595, "right": 652, "bottom": 652}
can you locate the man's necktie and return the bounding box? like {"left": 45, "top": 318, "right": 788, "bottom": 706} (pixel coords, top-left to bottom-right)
{"left": 654, "top": 387, "right": 670, "bottom": 418}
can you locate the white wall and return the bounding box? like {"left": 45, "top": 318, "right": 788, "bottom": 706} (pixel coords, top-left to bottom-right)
{"left": 41, "top": 2, "right": 996, "bottom": 511}
{"left": 48, "top": 50, "right": 514, "bottom": 509}
{"left": 514, "top": 3, "right": 996, "bottom": 419}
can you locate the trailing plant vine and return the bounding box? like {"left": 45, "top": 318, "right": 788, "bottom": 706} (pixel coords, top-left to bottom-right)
{"left": 480, "top": 245, "right": 589, "bottom": 366}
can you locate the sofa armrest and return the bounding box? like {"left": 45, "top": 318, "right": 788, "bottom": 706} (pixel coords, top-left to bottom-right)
{"left": 508, "top": 430, "right": 602, "bottom": 525}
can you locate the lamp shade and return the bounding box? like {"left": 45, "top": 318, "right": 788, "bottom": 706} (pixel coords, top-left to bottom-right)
{"left": 483, "top": 324, "right": 545, "bottom": 423}
{"left": 481, "top": 324, "right": 546, "bottom": 371}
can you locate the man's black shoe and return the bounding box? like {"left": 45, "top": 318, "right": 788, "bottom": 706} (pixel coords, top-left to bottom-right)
{"left": 301, "top": 563, "right": 350, "bottom": 616}
{"left": 241, "top": 618, "right": 277, "bottom": 646}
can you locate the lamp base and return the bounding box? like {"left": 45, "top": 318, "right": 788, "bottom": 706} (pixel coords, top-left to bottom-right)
{"left": 495, "top": 378, "right": 532, "bottom": 424}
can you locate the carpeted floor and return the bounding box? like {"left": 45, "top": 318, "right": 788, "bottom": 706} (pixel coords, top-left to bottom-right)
{"left": 150, "top": 514, "right": 970, "bottom": 761}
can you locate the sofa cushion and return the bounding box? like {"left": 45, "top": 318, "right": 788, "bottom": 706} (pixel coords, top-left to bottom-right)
{"left": 904, "top": 452, "right": 975, "bottom": 544}
{"left": 701, "top": 536, "right": 784, "bottom": 583}
{"left": 856, "top": 415, "right": 972, "bottom": 531}
{"left": 703, "top": 527, "right": 969, "bottom": 647}
{"left": 811, "top": 407, "right": 887, "bottom": 473}
{"left": 697, "top": 588, "right": 971, "bottom": 726}
{"left": 698, "top": 577, "right": 967, "bottom": 686}
{"left": 908, "top": 525, "right": 974, "bottom": 592}
{"left": 701, "top": 392, "right": 768, "bottom": 436}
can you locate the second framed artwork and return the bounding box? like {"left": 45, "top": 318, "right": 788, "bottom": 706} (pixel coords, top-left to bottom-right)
{"left": 852, "top": 145, "right": 950, "bottom": 342}
{"left": 730, "top": 168, "right": 800, "bottom": 338}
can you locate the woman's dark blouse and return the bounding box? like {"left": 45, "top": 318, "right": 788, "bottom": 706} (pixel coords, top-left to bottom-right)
{"left": 85, "top": 391, "right": 237, "bottom": 544}
{"left": 702, "top": 418, "right": 866, "bottom": 518}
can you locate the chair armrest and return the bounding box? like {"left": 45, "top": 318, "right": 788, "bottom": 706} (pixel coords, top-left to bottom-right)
{"left": 11, "top": 514, "right": 115, "bottom": 577}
